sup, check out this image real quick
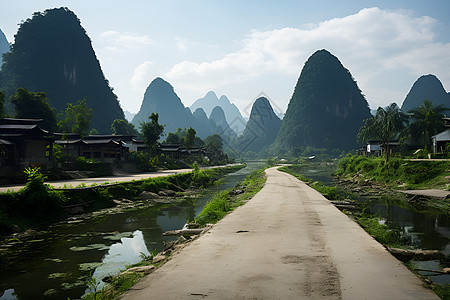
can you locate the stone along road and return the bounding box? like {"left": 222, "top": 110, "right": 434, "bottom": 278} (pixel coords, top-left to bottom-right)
{"left": 122, "top": 167, "right": 438, "bottom": 299}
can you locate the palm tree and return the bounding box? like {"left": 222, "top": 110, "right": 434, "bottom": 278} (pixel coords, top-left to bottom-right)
{"left": 408, "top": 99, "right": 448, "bottom": 149}
{"left": 358, "top": 103, "right": 408, "bottom": 162}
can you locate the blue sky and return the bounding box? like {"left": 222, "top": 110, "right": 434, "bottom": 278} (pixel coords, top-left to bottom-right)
{"left": 1, "top": 0, "right": 450, "bottom": 116}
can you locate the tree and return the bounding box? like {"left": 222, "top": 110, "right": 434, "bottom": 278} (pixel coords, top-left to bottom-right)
{"left": 204, "top": 134, "right": 223, "bottom": 152}
{"left": 358, "top": 103, "right": 407, "bottom": 162}
{"left": 408, "top": 99, "right": 447, "bottom": 148}
{"left": 12, "top": 88, "right": 57, "bottom": 131}
{"left": 111, "top": 119, "right": 139, "bottom": 136}
{"left": 57, "top": 99, "right": 93, "bottom": 135}
{"left": 140, "top": 113, "right": 165, "bottom": 155}
{"left": 184, "top": 127, "right": 196, "bottom": 149}
{"left": 0, "top": 90, "right": 5, "bottom": 118}
{"left": 163, "top": 132, "right": 181, "bottom": 144}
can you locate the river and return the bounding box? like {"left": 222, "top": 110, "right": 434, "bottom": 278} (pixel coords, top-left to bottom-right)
{"left": 0, "top": 162, "right": 265, "bottom": 300}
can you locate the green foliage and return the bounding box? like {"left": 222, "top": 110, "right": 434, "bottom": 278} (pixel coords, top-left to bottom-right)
{"left": 140, "top": 113, "right": 165, "bottom": 155}
{"left": 337, "top": 153, "right": 450, "bottom": 189}
{"left": 163, "top": 132, "right": 181, "bottom": 144}
{"left": 184, "top": 127, "right": 196, "bottom": 149}
{"left": 357, "top": 103, "right": 408, "bottom": 162}
{"left": 356, "top": 217, "right": 402, "bottom": 247}
{"left": 0, "top": 90, "right": 5, "bottom": 118}
{"left": 195, "top": 168, "right": 266, "bottom": 225}
{"left": 11, "top": 88, "right": 57, "bottom": 131}
{"left": 18, "top": 167, "right": 65, "bottom": 219}
{"left": 57, "top": 99, "right": 93, "bottom": 135}
{"left": 111, "top": 119, "right": 139, "bottom": 136}
{"left": 407, "top": 99, "right": 447, "bottom": 148}
{"left": 204, "top": 134, "right": 223, "bottom": 152}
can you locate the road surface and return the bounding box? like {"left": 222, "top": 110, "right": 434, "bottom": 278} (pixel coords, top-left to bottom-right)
{"left": 122, "top": 167, "right": 438, "bottom": 300}
{"left": 0, "top": 164, "right": 241, "bottom": 193}
{"left": 0, "top": 169, "right": 192, "bottom": 193}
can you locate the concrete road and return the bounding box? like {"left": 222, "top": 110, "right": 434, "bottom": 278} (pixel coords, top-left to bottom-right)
{"left": 0, "top": 164, "right": 243, "bottom": 193}
{"left": 122, "top": 167, "right": 438, "bottom": 300}
{"left": 0, "top": 169, "right": 193, "bottom": 193}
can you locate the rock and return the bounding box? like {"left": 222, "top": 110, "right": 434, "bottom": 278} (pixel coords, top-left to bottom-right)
{"left": 11, "top": 225, "right": 20, "bottom": 233}
{"left": 176, "top": 236, "right": 187, "bottom": 244}
{"left": 158, "top": 190, "right": 167, "bottom": 196}
{"left": 122, "top": 265, "right": 155, "bottom": 275}
{"left": 139, "top": 191, "right": 160, "bottom": 200}
{"left": 163, "top": 189, "right": 178, "bottom": 197}
{"left": 152, "top": 254, "right": 166, "bottom": 264}
{"left": 387, "top": 247, "right": 445, "bottom": 262}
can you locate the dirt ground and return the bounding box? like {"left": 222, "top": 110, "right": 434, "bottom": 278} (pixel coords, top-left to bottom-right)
{"left": 122, "top": 167, "right": 438, "bottom": 299}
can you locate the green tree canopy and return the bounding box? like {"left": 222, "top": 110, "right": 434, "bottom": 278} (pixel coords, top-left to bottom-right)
{"left": 358, "top": 103, "right": 407, "bottom": 161}
{"left": 0, "top": 90, "right": 5, "bottom": 118}
{"left": 12, "top": 88, "right": 57, "bottom": 131}
{"left": 140, "top": 113, "right": 165, "bottom": 155}
{"left": 57, "top": 99, "right": 93, "bottom": 135}
{"left": 111, "top": 119, "right": 139, "bottom": 136}
{"left": 408, "top": 99, "right": 448, "bottom": 148}
{"left": 164, "top": 132, "right": 181, "bottom": 144}
{"left": 204, "top": 134, "right": 223, "bottom": 152}
{"left": 184, "top": 127, "right": 196, "bottom": 149}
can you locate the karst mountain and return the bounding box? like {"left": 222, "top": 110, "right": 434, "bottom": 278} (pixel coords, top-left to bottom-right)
{"left": 191, "top": 91, "right": 246, "bottom": 134}
{"left": 234, "top": 97, "right": 281, "bottom": 153}
{"left": 274, "top": 49, "right": 371, "bottom": 151}
{"left": 401, "top": 74, "right": 450, "bottom": 113}
{"left": 0, "top": 8, "right": 125, "bottom": 133}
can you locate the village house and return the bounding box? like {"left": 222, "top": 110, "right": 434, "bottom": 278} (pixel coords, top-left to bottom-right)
{"left": 0, "top": 118, "right": 55, "bottom": 175}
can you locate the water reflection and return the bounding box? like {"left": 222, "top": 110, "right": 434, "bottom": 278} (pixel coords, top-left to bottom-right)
{"left": 88, "top": 230, "right": 150, "bottom": 292}
{"left": 0, "top": 289, "right": 18, "bottom": 300}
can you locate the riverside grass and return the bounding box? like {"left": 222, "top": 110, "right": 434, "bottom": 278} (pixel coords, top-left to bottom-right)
{"left": 194, "top": 168, "right": 267, "bottom": 225}
{"left": 336, "top": 153, "right": 450, "bottom": 190}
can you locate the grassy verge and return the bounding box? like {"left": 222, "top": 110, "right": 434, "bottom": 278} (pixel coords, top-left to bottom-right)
{"left": 0, "top": 165, "right": 244, "bottom": 239}
{"left": 278, "top": 165, "right": 350, "bottom": 201}
{"left": 194, "top": 168, "right": 267, "bottom": 225}
{"left": 336, "top": 153, "right": 450, "bottom": 190}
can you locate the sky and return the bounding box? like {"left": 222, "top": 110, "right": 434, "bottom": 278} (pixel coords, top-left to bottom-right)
{"left": 1, "top": 0, "right": 450, "bottom": 117}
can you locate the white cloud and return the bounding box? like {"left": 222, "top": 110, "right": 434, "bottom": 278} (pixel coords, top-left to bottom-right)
{"left": 100, "top": 30, "right": 154, "bottom": 49}
{"left": 165, "top": 7, "right": 450, "bottom": 108}
{"left": 130, "top": 61, "right": 154, "bottom": 91}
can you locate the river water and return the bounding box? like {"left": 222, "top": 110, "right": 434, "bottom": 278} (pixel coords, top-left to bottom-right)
{"left": 0, "top": 162, "right": 265, "bottom": 300}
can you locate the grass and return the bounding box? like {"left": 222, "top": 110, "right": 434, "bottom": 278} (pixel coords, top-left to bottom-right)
{"left": 194, "top": 168, "right": 267, "bottom": 226}
{"left": 278, "top": 165, "right": 350, "bottom": 201}
{"left": 336, "top": 153, "right": 450, "bottom": 190}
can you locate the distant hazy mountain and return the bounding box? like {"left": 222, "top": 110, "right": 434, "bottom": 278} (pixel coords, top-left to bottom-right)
{"left": 274, "top": 49, "right": 371, "bottom": 151}
{"left": 0, "top": 29, "right": 9, "bottom": 67}
{"left": 0, "top": 8, "right": 125, "bottom": 133}
{"left": 132, "top": 77, "right": 211, "bottom": 138}
{"left": 209, "top": 106, "right": 236, "bottom": 141}
{"left": 234, "top": 97, "right": 281, "bottom": 153}
{"left": 401, "top": 74, "right": 450, "bottom": 113}
{"left": 191, "top": 91, "right": 246, "bottom": 134}
{"left": 124, "top": 110, "right": 136, "bottom": 122}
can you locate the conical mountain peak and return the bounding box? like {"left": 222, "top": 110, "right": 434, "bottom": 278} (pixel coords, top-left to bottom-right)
{"left": 401, "top": 74, "right": 449, "bottom": 113}
{"left": 274, "top": 49, "right": 371, "bottom": 151}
